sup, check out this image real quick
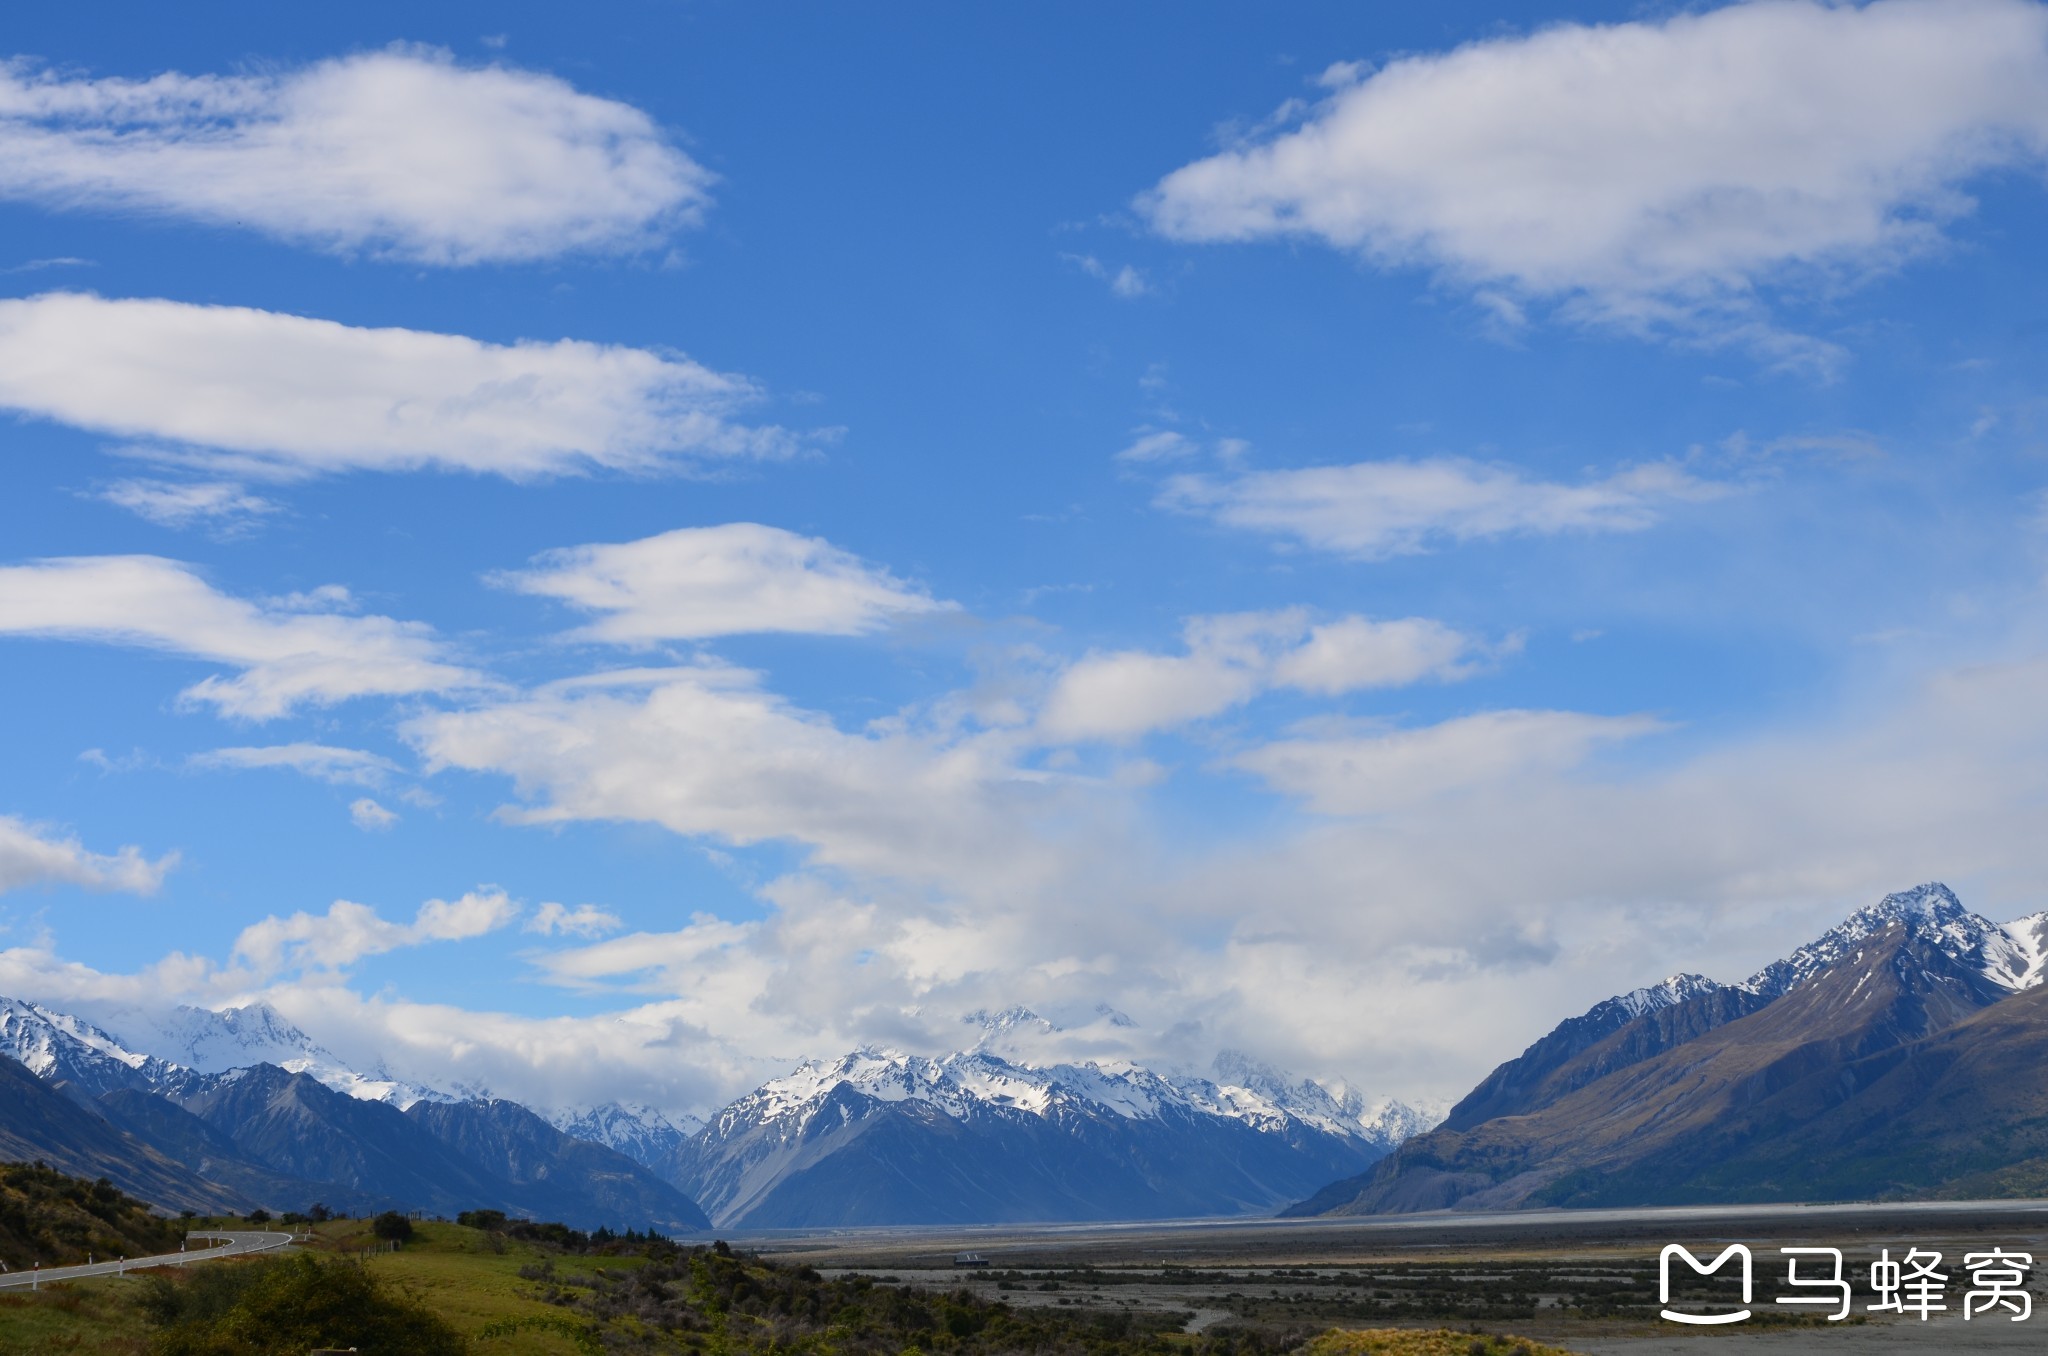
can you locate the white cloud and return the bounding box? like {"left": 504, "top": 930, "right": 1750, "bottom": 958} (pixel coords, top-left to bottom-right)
{"left": 409, "top": 665, "right": 1086, "bottom": 892}
{"left": 1161, "top": 457, "right": 1725, "bottom": 559}
{"left": 1268, "top": 615, "right": 1495, "bottom": 695}
{"left": 348, "top": 798, "right": 398, "bottom": 832}
{"left": 0, "top": 48, "right": 711, "bottom": 264}
{"left": 231, "top": 888, "right": 519, "bottom": 977}
{"left": 525, "top": 902, "right": 625, "bottom": 938}
{"left": 0, "top": 293, "right": 794, "bottom": 480}
{"left": 1142, "top": 0, "right": 2048, "bottom": 357}
{"left": 190, "top": 743, "right": 400, "bottom": 787}
{"left": 0, "top": 554, "right": 481, "bottom": 719}
{"left": 20, "top": 640, "right": 2048, "bottom": 1115}
{"left": 1231, "top": 709, "right": 1667, "bottom": 815}
{"left": 1038, "top": 609, "right": 1490, "bottom": 742}
{"left": 498, "top": 523, "right": 951, "bottom": 642}
{"left": 98, "top": 479, "right": 279, "bottom": 532}
{"left": 0, "top": 815, "right": 174, "bottom": 896}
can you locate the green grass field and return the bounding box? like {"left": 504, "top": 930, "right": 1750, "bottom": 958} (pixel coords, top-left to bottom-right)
{"left": 0, "top": 1219, "right": 625, "bottom": 1355}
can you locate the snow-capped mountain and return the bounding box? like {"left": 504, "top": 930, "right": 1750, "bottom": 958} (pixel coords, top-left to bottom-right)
{"left": 547, "top": 1101, "right": 705, "bottom": 1173}
{"left": 1297, "top": 880, "right": 2048, "bottom": 1218}
{"left": 1609, "top": 972, "right": 1727, "bottom": 1019}
{"left": 712, "top": 1036, "right": 1434, "bottom": 1148}
{"left": 962, "top": 1004, "right": 1062, "bottom": 1049}
{"left": 1206, "top": 1049, "right": 1444, "bottom": 1147}
{"left": 0, "top": 996, "right": 192, "bottom": 1098}
{"left": 56, "top": 999, "right": 449, "bottom": 1108}
{"left": 1744, "top": 882, "right": 2042, "bottom": 998}
{"left": 672, "top": 1038, "right": 1423, "bottom": 1228}
{"left": 0, "top": 990, "right": 713, "bottom": 1231}
{"left": 1440, "top": 882, "right": 2040, "bottom": 1139}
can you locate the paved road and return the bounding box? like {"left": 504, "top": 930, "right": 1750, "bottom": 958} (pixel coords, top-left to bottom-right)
{"left": 0, "top": 1230, "right": 294, "bottom": 1289}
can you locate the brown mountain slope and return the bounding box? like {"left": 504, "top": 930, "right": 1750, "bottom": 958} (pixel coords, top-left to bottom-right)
{"left": 1318, "top": 924, "right": 2013, "bottom": 1213}
{"left": 1661, "top": 971, "right": 2048, "bottom": 1202}
{"left": 1442, "top": 983, "right": 1770, "bottom": 1132}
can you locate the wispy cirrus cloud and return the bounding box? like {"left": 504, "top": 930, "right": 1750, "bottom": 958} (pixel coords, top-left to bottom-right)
{"left": 498, "top": 523, "right": 953, "bottom": 643}
{"left": 0, "top": 815, "right": 175, "bottom": 896}
{"left": 1142, "top": 0, "right": 2048, "bottom": 364}
{"left": 189, "top": 743, "right": 402, "bottom": 787}
{"left": 0, "top": 293, "right": 798, "bottom": 480}
{"left": 0, "top": 48, "right": 711, "bottom": 264}
{"left": 97, "top": 479, "right": 280, "bottom": 532}
{"left": 1160, "top": 457, "right": 1726, "bottom": 559}
{"left": 0, "top": 554, "right": 482, "bottom": 719}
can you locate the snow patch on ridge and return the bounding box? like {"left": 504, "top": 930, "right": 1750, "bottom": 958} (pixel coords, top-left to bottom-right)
{"left": 1999, "top": 910, "right": 2048, "bottom": 991}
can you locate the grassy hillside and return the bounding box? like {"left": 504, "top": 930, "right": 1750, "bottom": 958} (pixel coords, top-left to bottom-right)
{"left": 0, "top": 1161, "right": 185, "bottom": 1270}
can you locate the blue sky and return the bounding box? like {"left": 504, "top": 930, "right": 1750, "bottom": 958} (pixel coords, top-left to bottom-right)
{"left": 2, "top": 0, "right": 2048, "bottom": 1114}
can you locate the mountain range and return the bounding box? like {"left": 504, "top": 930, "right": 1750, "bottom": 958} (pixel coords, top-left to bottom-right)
{"left": 0, "top": 997, "right": 707, "bottom": 1231}
{"left": 0, "top": 994, "right": 1431, "bottom": 1231}
{"left": 661, "top": 1037, "right": 1429, "bottom": 1228}
{"left": 1288, "top": 882, "right": 2048, "bottom": 1215}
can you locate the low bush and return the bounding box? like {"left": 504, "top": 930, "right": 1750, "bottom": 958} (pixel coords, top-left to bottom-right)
{"left": 141, "top": 1251, "right": 465, "bottom": 1355}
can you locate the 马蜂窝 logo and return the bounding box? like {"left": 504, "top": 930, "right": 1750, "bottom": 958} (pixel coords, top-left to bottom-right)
{"left": 1658, "top": 1243, "right": 2032, "bottom": 1324}
{"left": 1659, "top": 1244, "right": 1752, "bottom": 1325}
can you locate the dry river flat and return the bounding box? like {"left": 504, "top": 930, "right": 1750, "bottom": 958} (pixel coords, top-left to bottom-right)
{"left": 742, "top": 1201, "right": 2048, "bottom": 1353}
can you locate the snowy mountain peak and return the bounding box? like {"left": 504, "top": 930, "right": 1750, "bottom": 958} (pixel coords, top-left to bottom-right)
{"left": 58, "top": 998, "right": 339, "bottom": 1076}
{"left": 547, "top": 1100, "right": 703, "bottom": 1170}
{"left": 1610, "top": 973, "right": 1725, "bottom": 1019}
{"left": 962, "top": 1005, "right": 1060, "bottom": 1044}
{"left": 1, "top": 993, "right": 452, "bottom": 1109}
{"left": 734, "top": 1046, "right": 1065, "bottom": 1129}
{"left": 1207, "top": 1049, "right": 1443, "bottom": 1147}
{"left": 1744, "top": 881, "right": 2034, "bottom": 999}
{"left": 0, "top": 995, "right": 186, "bottom": 1096}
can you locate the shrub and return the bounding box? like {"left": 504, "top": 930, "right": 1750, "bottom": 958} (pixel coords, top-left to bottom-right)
{"left": 145, "top": 1251, "right": 464, "bottom": 1355}
{"left": 370, "top": 1211, "right": 414, "bottom": 1243}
